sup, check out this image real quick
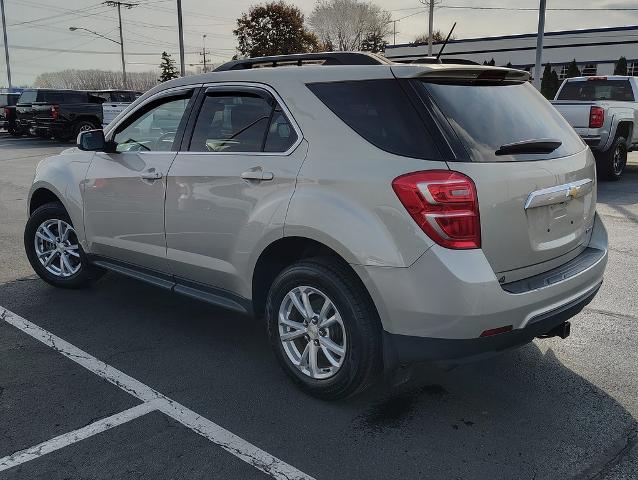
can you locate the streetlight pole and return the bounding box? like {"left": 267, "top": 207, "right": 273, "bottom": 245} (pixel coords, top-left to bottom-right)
{"left": 0, "top": 0, "right": 12, "bottom": 88}
{"left": 533, "top": 0, "right": 547, "bottom": 90}
{"left": 176, "top": 0, "right": 185, "bottom": 76}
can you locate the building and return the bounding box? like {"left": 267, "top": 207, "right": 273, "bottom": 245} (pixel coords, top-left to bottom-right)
{"left": 384, "top": 25, "right": 638, "bottom": 80}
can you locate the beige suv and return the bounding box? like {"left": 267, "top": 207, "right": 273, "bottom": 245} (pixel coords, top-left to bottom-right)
{"left": 24, "top": 53, "right": 608, "bottom": 399}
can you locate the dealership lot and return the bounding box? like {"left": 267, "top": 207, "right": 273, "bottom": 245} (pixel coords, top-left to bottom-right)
{"left": 1, "top": 136, "right": 637, "bottom": 479}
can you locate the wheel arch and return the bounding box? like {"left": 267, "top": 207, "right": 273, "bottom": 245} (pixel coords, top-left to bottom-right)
{"left": 251, "top": 236, "right": 378, "bottom": 321}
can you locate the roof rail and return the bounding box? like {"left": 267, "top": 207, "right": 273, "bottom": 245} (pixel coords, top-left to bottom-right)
{"left": 214, "top": 52, "right": 392, "bottom": 72}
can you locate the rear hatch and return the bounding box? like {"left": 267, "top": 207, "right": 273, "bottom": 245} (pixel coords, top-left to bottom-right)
{"left": 401, "top": 67, "right": 596, "bottom": 280}
{"left": 549, "top": 101, "right": 595, "bottom": 129}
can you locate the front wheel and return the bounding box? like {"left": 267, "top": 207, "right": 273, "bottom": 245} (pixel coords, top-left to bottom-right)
{"left": 597, "top": 136, "right": 627, "bottom": 181}
{"left": 24, "top": 202, "right": 95, "bottom": 289}
{"left": 266, "top": 258, "right": 382, "bottom": 400}
{"left": 73, "top": 120, "right": 98, "bottom": 139}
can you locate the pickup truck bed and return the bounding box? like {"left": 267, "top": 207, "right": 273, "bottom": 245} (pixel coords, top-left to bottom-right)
{"left": 551, "top": 76, "right": 638, "bottom": 180}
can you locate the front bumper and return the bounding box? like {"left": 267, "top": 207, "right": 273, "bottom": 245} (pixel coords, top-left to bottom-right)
{"left": 353, "top": 214, "right": 608, "bottom": 363}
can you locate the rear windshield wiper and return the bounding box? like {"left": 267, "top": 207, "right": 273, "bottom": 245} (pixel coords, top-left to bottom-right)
{"left": 495, "top": 139, "right": 562, "bottom": 156}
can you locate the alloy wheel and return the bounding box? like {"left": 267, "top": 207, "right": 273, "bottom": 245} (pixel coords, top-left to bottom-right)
{"left": 34, "top": 219, "right": 81, "bottom": 277}
{"left": 278, "top": 286, "right": 347, "bottom": 380}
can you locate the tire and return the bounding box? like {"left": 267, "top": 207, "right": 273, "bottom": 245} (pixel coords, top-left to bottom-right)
{"left": 266, "top": 257, "right": 382, "bottom": 400}
{"left": 72, "top": 120, "right": 98, "bottom": 139}
{"left": 8, "top": 126, "right": 22, "bottom": 137}
{"left": 596, "top": 136, "right": 627, "bottom": 181}
{"left": 24, "top": 202, "right": 97, "bottom": 289}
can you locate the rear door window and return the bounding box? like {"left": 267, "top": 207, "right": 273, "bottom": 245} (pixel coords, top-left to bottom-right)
{"left": 557, "top": 79, "right": 634, "bottom": 101}
{"left": 307, "top": 79, "right": 442, "bottom": 160}
{"left": 18, "top": 90, "right": 37, "bottom": 104}
{"left": 416, "top": 81, "right": 584, "bottom": 162}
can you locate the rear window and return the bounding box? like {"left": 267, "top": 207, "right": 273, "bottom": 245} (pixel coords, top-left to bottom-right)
{"left": 18, "top": 90, "right": 37, "bottom": 104}
{"left": 557, "top": 79, "right": 634, "bottom": 101}
{"left": 417, "top": 81, "right": 584, "bottom": 162}
{"left": 307, "top": 79, "right": 442, "bottom": 160}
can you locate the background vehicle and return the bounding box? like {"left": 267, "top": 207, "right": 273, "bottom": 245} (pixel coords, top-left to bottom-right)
{"left": 552, "top": 76, "right": 638, "bottom": 180}
{"left": 88, "top": 90, "right": 140, "bottom": 127}
{"left": 0, "top": 92, "right": 20, "bottom": 133}
{"left": 33, "top": 89, "right": 139, "bottom": 141}
{"left": 24, "top": 54, "right": 608, "bottom": 400}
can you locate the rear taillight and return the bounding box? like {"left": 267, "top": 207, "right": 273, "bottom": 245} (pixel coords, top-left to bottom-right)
{"left": 51, "top": 104, "right": 60, "bottom": 121}
{"left": 4, "top": 107, "right": 11, "bottom": 118}
{"left": 392, "top": 170, "right": 481, "bottom": 249}
{"left": 589, "top": 106, "right": 604, "bottom": 128}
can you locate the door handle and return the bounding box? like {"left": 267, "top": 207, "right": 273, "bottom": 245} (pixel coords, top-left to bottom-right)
{"left": 140, "top": 171, "right": 163, "bottom": 180}
{"left": 241, "top": 169, "right": 274, "bottom": 182}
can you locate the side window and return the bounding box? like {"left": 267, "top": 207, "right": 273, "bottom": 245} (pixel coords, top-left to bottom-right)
{"left": 113, "top": 93, "right": 192, "bottom": 152}
{"left": 264, "top": 109, "right": 298, "bottom": 152}
{"left": 308, "top": 79, "right": 442, "bottom": 160}
{"left": 189, "top": 92, "right": 273, "bottom": 153}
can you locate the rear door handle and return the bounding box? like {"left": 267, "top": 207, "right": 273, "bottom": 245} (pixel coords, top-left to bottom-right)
{"left": 241, "top": 168, "right": 274, "bottom": 182}
{"left": 140, "top": 171, "right": 163, "bottom": 180}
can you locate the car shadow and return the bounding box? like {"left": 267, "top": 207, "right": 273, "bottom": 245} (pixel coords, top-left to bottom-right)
{"left": 0, "top": 275, "right": 635, "bottom": 480}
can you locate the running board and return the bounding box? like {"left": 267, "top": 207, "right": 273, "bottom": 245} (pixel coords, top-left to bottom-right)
{"left": 91, "top": 258, "right": 251, "bottom": 315}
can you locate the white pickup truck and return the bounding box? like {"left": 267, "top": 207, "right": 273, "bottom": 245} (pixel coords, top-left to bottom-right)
{"left": 551, "top": 76, "right": 638, "bottom": 180}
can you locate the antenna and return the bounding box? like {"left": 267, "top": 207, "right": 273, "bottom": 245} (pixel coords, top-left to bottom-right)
{"left": 436, "top": 22, "right": 457, "bottom": 60}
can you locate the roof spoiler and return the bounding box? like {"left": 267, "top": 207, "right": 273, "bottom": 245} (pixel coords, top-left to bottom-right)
{"left": 393, "top": 65, "right": 531, "bottom": 84}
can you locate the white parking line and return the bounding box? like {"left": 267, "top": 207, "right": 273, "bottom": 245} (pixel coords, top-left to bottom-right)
{"left": 0, "top": 307, "right": 314, "bottom": 480}
{"left": 0, "top": 402, "right": 157, "bottom": 472}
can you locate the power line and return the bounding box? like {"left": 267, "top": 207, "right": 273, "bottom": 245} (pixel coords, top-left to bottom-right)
{"left": 439, "top": 4, "right": 638, "bottom": 11}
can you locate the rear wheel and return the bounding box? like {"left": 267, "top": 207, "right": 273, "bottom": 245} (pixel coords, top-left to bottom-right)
{"left": 24, "top": 202, "right": 96, "bottom": 289}
{"left": 266, "top": 258, "right": 381, "bottom": 400}
{"left": 597, "top": 136, "right": 627, "bottom": 181}
{"left": 73, "top": 120, "right": 98, "bottom": 139}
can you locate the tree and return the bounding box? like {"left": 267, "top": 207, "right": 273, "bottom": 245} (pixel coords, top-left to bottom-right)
{"left": 540, "top": 63, "right": 559, "bottom": 99}
{"left": 234, "top": 1, "right": 319, "bottom": 58}
{"left": 309, "top": 0, "right": 391, "bottom": 52}
{"left": 505, "top": 62, "right": 513, "bottom": 68}
{"left": 413, "top": 30, "right": 455, "bottom": 44}
{"left": 614, "top": 56, "right": 628, "bottom": 75}
{"left": 488, "top": 58, "right": 496, "bottom": 66}
{"left": 34, "top": 69, "right": 157, "bottom": 91}
{"left": 159, "top": 52, "right": 179, "bottom": 83}
{"left": 566, "top": 59, "right": 581, "bottom": 78}
{"left": 361, "top": 31, "right": 387, "bottom": 53}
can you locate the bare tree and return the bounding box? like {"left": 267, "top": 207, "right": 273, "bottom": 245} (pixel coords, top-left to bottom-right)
{"left": 309, "top": 0, "right": 391, "bottom": 51}
{"left": 33, "top": 69, "right": 158, "bottom": 92}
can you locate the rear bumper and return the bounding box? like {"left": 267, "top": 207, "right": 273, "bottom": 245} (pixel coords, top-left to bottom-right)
{"left": 353, "top": 213, "right": 607, "bottom": 363}
{"left": 383, "top": 281, "right": 600, "bottom": 365}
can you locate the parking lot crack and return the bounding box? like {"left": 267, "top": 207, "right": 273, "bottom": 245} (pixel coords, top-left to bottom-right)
{"left": 584, "top": 307, "right": 638, "bottom": 322}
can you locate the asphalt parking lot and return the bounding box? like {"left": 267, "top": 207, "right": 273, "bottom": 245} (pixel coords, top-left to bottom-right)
{"left": 1, "top": 135, "right": 637, "bottom": 480}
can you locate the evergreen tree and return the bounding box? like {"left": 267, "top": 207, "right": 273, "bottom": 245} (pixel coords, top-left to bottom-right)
{"left": 550, "top": 70, "right": 560, "bottom": 98}
{"left": 614, "top": 56, "right": 628, "bottom": 75}
{"left": 488, "top": 58, "right": 496, "bottom": 66}
{"left": 505, "top": 62, "right": 513, "bottom": 68}
{"left": 540, "top": 63, "right": 554, "bottom": 99}
{"left": 158, "top": 52, "right": 179, "bottom": 83}
{"left": 566, "top": 59, "right": 581, "bottom": 78}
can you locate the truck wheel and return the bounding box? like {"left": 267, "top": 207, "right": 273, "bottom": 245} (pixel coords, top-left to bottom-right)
{"left": 73, "top": 120, "right": 98, "bottom": 139}
{"left": 8, "top": 126, "right": 22, "bottom": 137}
{"left": 597, "top": 136, "right": 627, "bottom": 181}
{"left": 266, "top": 257, "right": 382, "bottom": 400}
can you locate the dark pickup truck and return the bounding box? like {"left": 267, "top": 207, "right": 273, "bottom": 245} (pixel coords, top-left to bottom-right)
{"left": 33, "top": 89, "right": 139, "bottom": 141}
{"left": 15, "top": 89, "right": 86, "bottom": 137}
{"left": 0, "top": 92, "right": 21, "bottom": 134}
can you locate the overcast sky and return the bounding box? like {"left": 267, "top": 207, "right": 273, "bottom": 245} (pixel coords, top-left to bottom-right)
{"left": 1, "top": 0, "right": 637, "bottom": 86}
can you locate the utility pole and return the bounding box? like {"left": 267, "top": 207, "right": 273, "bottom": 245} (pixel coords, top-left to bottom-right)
{"left": 428, "top": 0, "right": 434, "bottom": 56}
{"left": 104, "top": 1, "right": 137, "bottom": 89}
{"left": 393, "top": 20, "right": 397, "bottom": 46}
{"left": 176, "top": 0, "right": 185, "bottom": 76}
{"left": 0, "top": 0, "right": 11, "bottom": 88}
{"left": 533, "top": 0, "right": 547, "bottom": 90}
{"left": 200, "top": 34, "right": 208, "bottom": 73}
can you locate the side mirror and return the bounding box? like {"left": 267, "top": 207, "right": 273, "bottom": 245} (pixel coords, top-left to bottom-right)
{"left": 77, "top": 129, "right": 115, "bottom": 152}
